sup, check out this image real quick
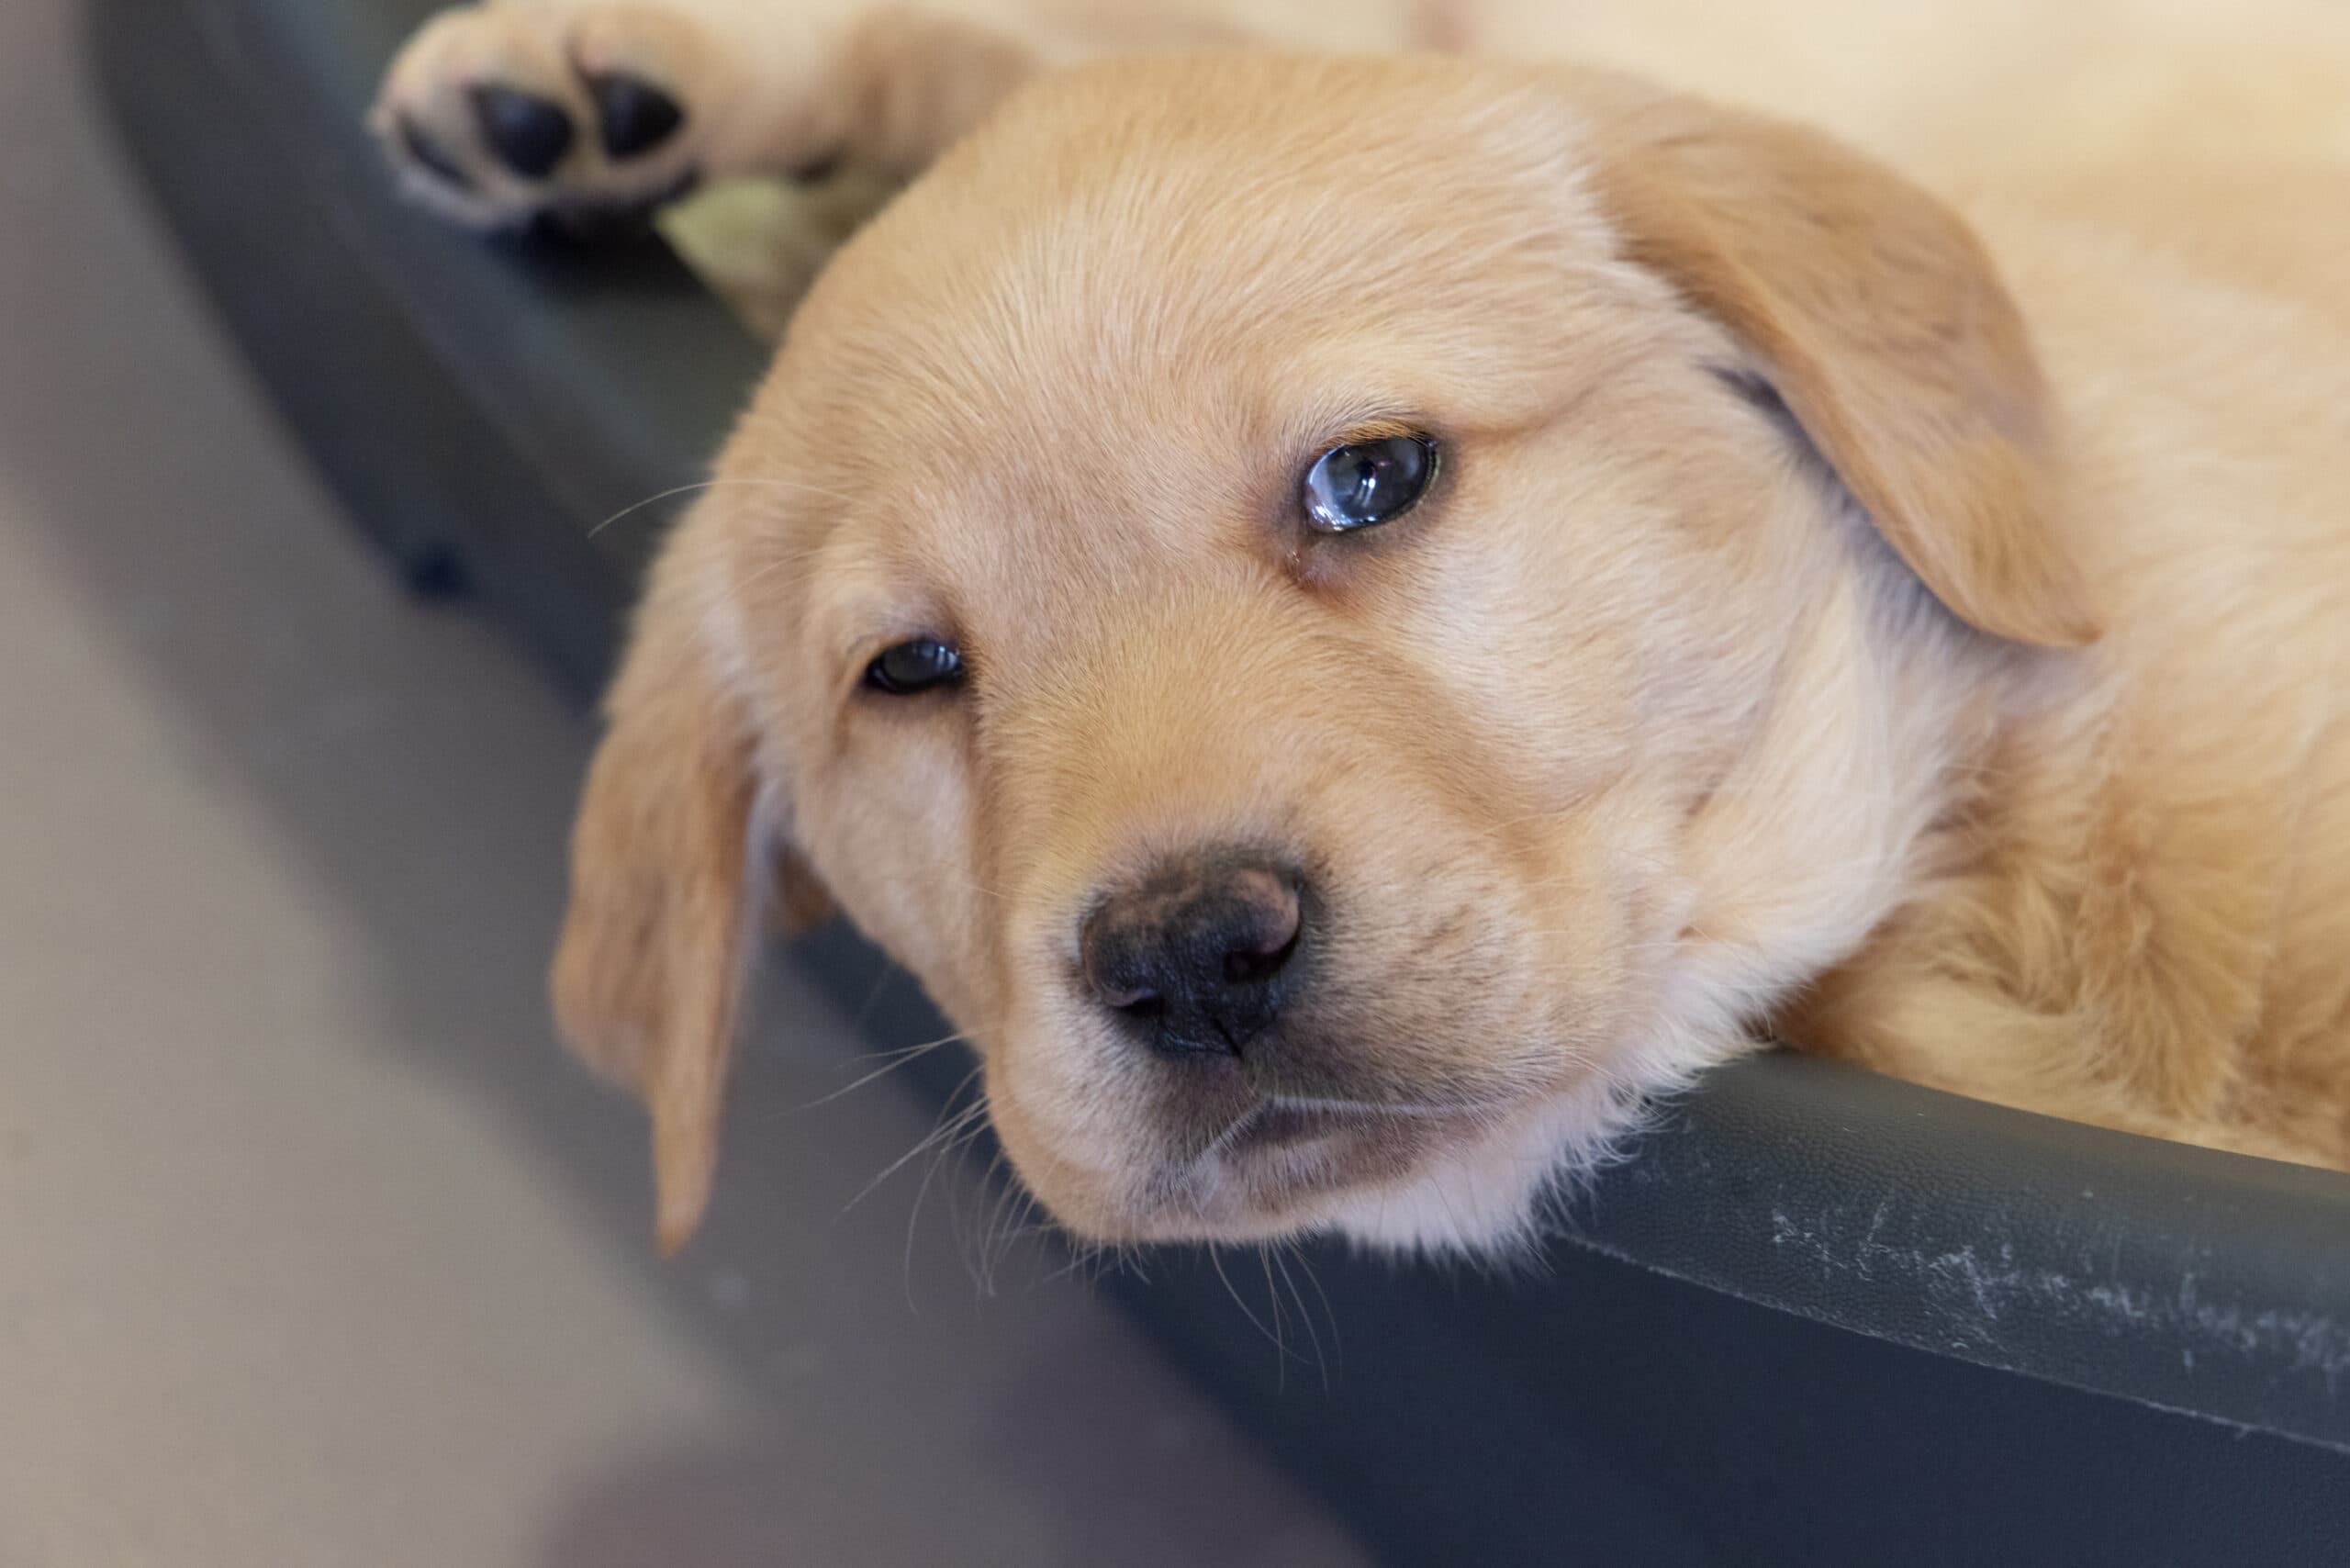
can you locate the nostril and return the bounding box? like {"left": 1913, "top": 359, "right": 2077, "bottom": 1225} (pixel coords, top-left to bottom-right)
{"left": 1219, "top": 869, "right": 1303, "bottom": 986}
{"left": 1222, "top": 926, "right": 1299, "bottom": 987}
{"left": 1112, "top": 990, "right": 1167, "bottom": 1020}
{"left": 1080, "top": 922, "right": 1152, "bottom": 1013}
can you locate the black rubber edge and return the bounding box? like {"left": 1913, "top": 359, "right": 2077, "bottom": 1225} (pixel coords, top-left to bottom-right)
{"left": 1577, "top": 1052, "right": 2350, "bottom": 1454}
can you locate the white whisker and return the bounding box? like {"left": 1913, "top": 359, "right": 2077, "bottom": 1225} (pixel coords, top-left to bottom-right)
{"left": 585, "top": 475, "right": 868, "bottom": 539}
{"left": 788, "top": 1029, "right": 971, "bottom": 1114}
{"left": 846, "top": 1066, "right": 986, "bottom": 1214}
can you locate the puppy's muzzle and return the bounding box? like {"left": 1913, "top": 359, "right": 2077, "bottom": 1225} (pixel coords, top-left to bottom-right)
{"left": 1080, "top": 850, "right": 1305, "bottom": 1058}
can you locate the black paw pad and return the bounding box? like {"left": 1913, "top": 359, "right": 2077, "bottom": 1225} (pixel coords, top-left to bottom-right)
{"left": 397, "top": 117, "right": 475, "bottom": 191}
{"left": 470, "top": 84, "right": 576, "bottom": 179}
{"left": 588, "top": 73, "right": 685, "bottom": 160}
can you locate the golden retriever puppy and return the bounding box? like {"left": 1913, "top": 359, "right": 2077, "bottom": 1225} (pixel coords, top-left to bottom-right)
{"left": 375, "top": 2, "right": 2350, "bottom": 1254}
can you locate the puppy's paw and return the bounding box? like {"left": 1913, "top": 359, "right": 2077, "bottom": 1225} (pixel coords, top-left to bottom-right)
{"left": 371, "top": 4, "right": 712, "bottom": 237}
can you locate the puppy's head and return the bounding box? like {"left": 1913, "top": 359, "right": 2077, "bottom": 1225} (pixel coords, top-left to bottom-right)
{"left": 554, "top": 56, "right": 2095, "bottom": 1254}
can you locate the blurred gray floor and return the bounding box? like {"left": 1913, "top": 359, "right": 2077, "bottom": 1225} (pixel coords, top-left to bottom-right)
{"left": 0, "top": 2, "right": 1365, "bottom": 1563}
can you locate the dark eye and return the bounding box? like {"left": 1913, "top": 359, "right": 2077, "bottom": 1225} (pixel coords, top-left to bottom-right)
{"left": 1302, "top": 433, "right": 1439, "bottom": 534}
{"left": 865, "top": 637, "right": 965, "bottom": 696}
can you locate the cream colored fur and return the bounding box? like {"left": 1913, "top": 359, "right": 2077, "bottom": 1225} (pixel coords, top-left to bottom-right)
{"left": 377, "top": 2, "right": 2350, "bottom": 1254}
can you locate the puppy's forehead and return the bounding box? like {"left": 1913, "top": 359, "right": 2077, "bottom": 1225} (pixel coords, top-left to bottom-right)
{"left": 767, "top": 57, "right": 1626, "bottom": 562}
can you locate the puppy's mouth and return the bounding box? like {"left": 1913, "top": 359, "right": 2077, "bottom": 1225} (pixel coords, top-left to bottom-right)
{"left": 1224, "top": 1101, "right": 1364, "bottom": 1154}
{"left": 1129, "top": 1093, "right": 1490, "bottom": 1236}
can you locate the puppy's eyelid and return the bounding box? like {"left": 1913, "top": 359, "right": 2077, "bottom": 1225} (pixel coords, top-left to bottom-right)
{"left": 1330, "top": 415, "right": 1427, "bottom": 444}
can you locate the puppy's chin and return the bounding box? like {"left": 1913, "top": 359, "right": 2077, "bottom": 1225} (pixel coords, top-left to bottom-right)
{"left": 1013, "top": 1076, "right": 1641, "bottom": 1256}
{"left": 1131, "top": 1103, "right": 1471, "bottom": 1243}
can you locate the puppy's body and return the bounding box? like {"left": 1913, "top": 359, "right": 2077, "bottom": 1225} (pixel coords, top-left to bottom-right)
{"left": 1805, "top": 191, "right": 2350, "bottom": 1165}
{"left": 379, "top": 0, "right": 2350, "bottom": 211}
{"left": 379, "top": 2, "right": 2350, "bottom": 1250}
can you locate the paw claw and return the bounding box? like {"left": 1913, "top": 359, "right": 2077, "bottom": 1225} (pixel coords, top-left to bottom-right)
{"left": 471, "top": 84, "right": 576, "bottom": 180}
{"left": 397, "top": 115, "right": 477, "bottom": 191}
{"left": 587, "top": 72, "right": 686, "bottom": 160}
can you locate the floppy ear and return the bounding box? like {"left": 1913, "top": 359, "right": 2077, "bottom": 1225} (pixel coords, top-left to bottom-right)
{"left": 552, "top": 518, "right": 828, "bottom": 1254}
{"left": 1579, "top": 82, "right": 2099, "bottom": 647}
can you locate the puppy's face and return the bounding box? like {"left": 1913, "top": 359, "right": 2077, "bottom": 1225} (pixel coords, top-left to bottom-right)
{"left": 556, "top": 56, "right": 2097, "bottom": 1254}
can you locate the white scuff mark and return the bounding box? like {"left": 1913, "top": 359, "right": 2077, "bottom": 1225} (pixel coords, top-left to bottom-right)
{"left": 1757, "top": 1197, "right": 2350, "bottom": 1386}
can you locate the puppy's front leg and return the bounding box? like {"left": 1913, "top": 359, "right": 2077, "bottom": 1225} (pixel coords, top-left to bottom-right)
{"left": 372, "top": 1, "right": 1055, "bottom": 233}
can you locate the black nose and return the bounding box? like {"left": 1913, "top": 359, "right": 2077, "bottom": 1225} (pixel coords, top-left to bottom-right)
{"left": 1080, "top": 852, "right": 1306, "bottom": 1058}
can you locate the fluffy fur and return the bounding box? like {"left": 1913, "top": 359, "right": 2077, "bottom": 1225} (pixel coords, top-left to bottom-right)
{"left": 376, "top": 1, "right": 2350, "bottom": 1254}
